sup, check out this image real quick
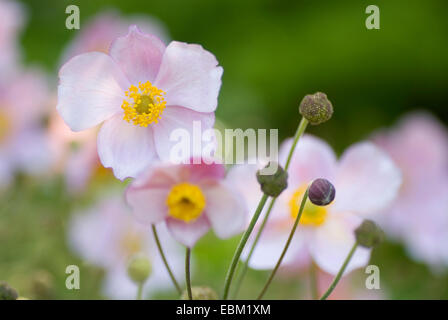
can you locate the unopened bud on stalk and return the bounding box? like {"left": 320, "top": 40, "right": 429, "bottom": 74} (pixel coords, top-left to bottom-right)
{"left": 256, "top": 162, "right": 288, "bottom": 197}
{"left": 181, "top": 286, "right": 218, "bottom": 300}
{"left": 355, "top": 220, "right": 384, "bottom": 248}
{"left": 299, "top": 92, "right": 333, "bottom": 125}
{"left": 127, "top": 254, "right": 152, "bottom": 284}
{"left": 308, "top": 178, "right": 335, "bottom": 206}
{"left": 0, "top": 282, "right": 18, "bottom": 300}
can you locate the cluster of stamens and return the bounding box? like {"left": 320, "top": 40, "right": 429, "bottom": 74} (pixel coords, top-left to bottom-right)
{"left": 121, "top": 81, "right": 166, "bottom": 127}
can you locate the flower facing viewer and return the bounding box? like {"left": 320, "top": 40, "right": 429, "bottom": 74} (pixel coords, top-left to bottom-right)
{"left": 57, "top": 26, "right": 223, "bottom": 180}
{"left": 126, "top": 160, "right": 247, "bottom": 247}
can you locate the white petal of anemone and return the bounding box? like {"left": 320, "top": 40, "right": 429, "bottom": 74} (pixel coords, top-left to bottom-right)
{"left": 152, "top": 106, "right": 215, "bottom": 162}
{"left": 97, "top": 114, "right": 157, "bottom": 180}
{"left": 109, "top": 25, "right": 166, "bottom": 84}
{"left": 201, "top": 180, "right": 247, "bottom": 239}
{"left": 244, "top": 225, "right": 311, "bottom": 270}
{"left": 333, "top": 142, "right": 402, "bottom": 217}
{"left": 154, "top": 41, "right": 223, "bottom": 113}
{"left": 57, "top": 52, "right": 130, "bottom": 131}
{"left": 279, "top": 135, "right": 337, "bottom": 189}
{"left": 308, "top": 213, "right": 371, "bottom": 275}
{"left": 166, "top": 215, "right": 210, "bottom": 247}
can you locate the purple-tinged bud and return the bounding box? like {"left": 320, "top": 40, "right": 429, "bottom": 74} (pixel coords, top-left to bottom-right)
{"left": 256, "top": 162, "right": 288, "bottom": 197}
{"left": 181, "top": 286, "right": 218, "bottom": 300}
{"left": 355, "top": 220, "right": 384, "bottom": 248}
{"left": 0, "top": 282, "right": 18, "bottom": 300}
{"left": 299, "top": 92, "right": 333, "bottom": 125}
{"left": 308, "top": 178, "right": 335, "bottom": 206}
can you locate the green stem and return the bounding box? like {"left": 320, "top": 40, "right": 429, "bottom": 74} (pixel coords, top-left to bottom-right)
{"left": 310, "top": 263, "right": 318, "bottom": 300}
{"left": 222, "top": 194, "right": 269, "bottom": 300}
{"left": 185, "top": 247, "right": 193, "bottom": 300}
{"left": 151, "top": 224, "right": 182, "bottom": 294}
{"left": 284, "top": 117, "right": 309, "bottom": 170}
{"left": 257, "top": 187, "right": 309, "bottom": 300}
{"left": 232, "top": 117, "right": 309, "bottom": 297}
{"left": 136, "top": 282, "right": 143, "bottom": 300}
{"left": 319, "top": 242, "right": 359, "bottom": 300}
{"left": 232, "top": 198, "right": 276, "bottom": 298}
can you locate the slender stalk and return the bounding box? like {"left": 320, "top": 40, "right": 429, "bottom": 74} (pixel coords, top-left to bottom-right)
{"left": 232, "top": 198, "right": 276, "bottom": 298}
{"left": 284, "top": 117, "right": 309, "bottom": 170}
{"left": 151, "top": 224, "right": 182, "bottom": 294}
{"left": 319, "top": 242, "right": 359, "bottom": 300}
{"left": 257, "top": 187, "right": 309, "bottom": 300}
{"left": 136, "top": 283, "right": 143, "bottom": 300}
{"left": 233, "top": 118, "right": 309, "bottom": 297}
{"left": 185, "top": 247, "right": 193, "bottom": 300}
{"left": 222, "top": 194, "right": 269, "bottom": 300}
{"left": 310, "top": 263, "right": 318, "bottom": 300}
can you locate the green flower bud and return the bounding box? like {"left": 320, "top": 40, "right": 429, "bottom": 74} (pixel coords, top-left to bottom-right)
{"left": 127, "top": 254, "right": 152, "bottom": 284}
{"left": 181, "top": 286, "right": 218, "bottom": 300}
{"left": 355, "top": 220, "right": 385, "bottom": 248}
{"left": 256, "top": 162, "right": 288, "bottom": 197}
{"left": 0, "top": 282, "right": 18, "bottom": 300}
{"left": 299, "top": 92, "right": 333, "bottom": 125}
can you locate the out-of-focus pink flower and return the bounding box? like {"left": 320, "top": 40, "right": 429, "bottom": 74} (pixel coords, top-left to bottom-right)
{"left": 68, "top": 193, "right": 184, "bottom": 299}
{"left": 48, "top": 109, "right": 113, "bottom": 193}
{"left": 60, "top": 10, "right": 169, "bottom": 64}
{"left": 373, "top": 112, "right": 448, "bottom": 268}
{"left": 126, "top": 160, "right": 247, "bottom": 247}
{"left": 57, "top": 26, "right": 223, "bottom": 180}
{"left": 237, "top": 135, "right": 401, "bottom": 275}
{"left": 0, "top": 69, "right": 52, "bottom": 189}
{"left": 0, "top": 0, "right": 24, "bottom": 77}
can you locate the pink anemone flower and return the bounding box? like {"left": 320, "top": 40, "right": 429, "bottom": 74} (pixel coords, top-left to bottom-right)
{"left": 126, "top": 160, "right": 247, "bottom": 247}
{"left": 0, "top": 69, "right": 52, "bottom": 188}
{"left": 373, "top": 112, "right": 448, "bottom": 268}
{"left": 235, "top": 135, "right": 401, "bottom": 275}
{"left": 69, "top": 194, "right": 184, "bottom": 299}
{"left": 57, "top": 26, "right": 223, "bottom": 180}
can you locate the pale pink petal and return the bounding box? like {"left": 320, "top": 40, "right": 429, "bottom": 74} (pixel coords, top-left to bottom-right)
{"left": 109, "top": 25, "right": 166, "bottom": 84}
{"left": 125, "top": 186, "right": 170, "bottom": 225}
{"left": 201, "top": 180, "right": 247, "bottom": 238}
{"left": 152, "top": 106, "right": 215, "bottom": 161}
{"left": 97, "top": 114, "right": 157, "bottom": 180}
{"left": 130, "top": 163, "right": 183, "bottom": 190}
{"left": 184, "top": 159, "right": 225, "bottom": 183}
{"left": 57, "top": 52, "right": 130, "bottom": 131}
{"left": 333, "top": 142, "right": 402, "bottom": 217}
{"left": 245, "top": 226, "right": 311, "bottom": 270}
{"left": 166, "top": 215, "right": 210, "bottom": 247}
{"left": 308, "top": 213, "right": 371, "bottom": 275}
{"left": 279, "top": 135, "right": 337, "bottom": 189}
{"left": 154, "top": 41, "right": 223, "bottom": 112}
{"left": 226, "top": 162, "right": 263, "bottom": 222}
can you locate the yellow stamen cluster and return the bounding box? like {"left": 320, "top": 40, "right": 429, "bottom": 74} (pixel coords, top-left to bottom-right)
{"left": 121, "top": 81, "right": 166, "bottom": 127}
{"left": 0, "top": 111, "right": 11, "bottom": 143}
{"left": 120, "top": 231, "right": 144, "bottom": 257}
{"left": 166, "top": 183, "right": 206, "bottom": 223}
{"left": 289, "top": 184, "right": 328, "bottom": 226}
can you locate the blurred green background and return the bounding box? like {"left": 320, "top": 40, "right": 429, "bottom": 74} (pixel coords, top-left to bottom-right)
{"left": 1, "top": 0, "right": 448, "bottom": 299}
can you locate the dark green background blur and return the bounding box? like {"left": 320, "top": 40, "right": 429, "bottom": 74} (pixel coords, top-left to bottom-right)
{"left": 2, "top": 0, "right": 448, "bottom": 299}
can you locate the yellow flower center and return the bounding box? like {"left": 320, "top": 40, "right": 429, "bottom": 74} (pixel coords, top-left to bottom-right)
{"left": 0, "top": 111, "right": 11, "bottom": 143}
{"left": 121, "top": 81, "right": 166, "bottom": 127}
{"left": 289, "top": 184, "right": 328, "bottom": 226}
{"left": 166, "top": 183, "right": 206, "bottom": 223}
